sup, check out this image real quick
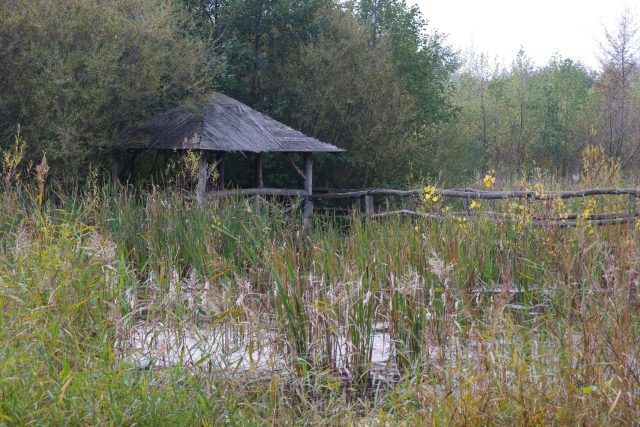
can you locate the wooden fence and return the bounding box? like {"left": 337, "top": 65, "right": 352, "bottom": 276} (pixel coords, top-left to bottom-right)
{"left": 207, "top": 187, "right": 640, "bottom": 228}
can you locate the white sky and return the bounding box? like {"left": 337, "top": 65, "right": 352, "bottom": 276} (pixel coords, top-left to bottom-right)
{"left": 417, "top": 0, "right": 640, "bottom": 70}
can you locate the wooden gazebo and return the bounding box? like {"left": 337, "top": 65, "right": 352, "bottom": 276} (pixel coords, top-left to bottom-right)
{"left": 120, "top": 92, "right": 344, "bottom": 211}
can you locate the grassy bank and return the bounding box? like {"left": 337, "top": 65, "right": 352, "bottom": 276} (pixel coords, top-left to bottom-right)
{"left": 0, "top": 180, "right": 639, "bottom": 425}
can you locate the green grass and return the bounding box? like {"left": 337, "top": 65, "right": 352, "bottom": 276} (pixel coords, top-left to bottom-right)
{"left": 0, "top": 183, "right": 639, "bottom": 425}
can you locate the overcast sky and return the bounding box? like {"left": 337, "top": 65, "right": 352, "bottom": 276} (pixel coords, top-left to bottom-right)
{"left": 417, "top": 0, "right": 639, "bottom": 70}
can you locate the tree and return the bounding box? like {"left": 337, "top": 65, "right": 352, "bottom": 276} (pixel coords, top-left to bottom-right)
{"left": 508, "top": 49, "right": 536, "bottom": 170}
{"left": 178, "top": 0, "right": 333, "bottom": 105}
{"left": 455, "top": 52, "right": 496, "bottom": 161}
{"left": 283, "top": 10, "right": 416, "bottom": 186}
{"left": 532, "top": 57, "right": 592, "bottom": 175}
{"left": 356, "top": 0, "right": 458, "bottom": 127}
{"left": 595, "top": 10, "right": 639, "bottom": 162}
{"left": 176, "top": 0, "right": 458, "bottom": 186}
{"left": 445, "top": 50, "right": 595, "bottom": 179}
{"left": 0, "top": 0, "right": 215, "bottom": 177}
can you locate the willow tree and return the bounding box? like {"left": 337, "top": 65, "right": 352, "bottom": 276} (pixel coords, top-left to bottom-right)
{"left": 283, "top": 10, "right": 416, "bottom": 187}
{"left": 0, "top": 0, "right": 217, "bottom": 177}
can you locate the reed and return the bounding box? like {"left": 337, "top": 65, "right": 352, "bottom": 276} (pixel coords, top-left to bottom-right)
{"left": 0, "top": 170, "right": 639, "bottom": 423}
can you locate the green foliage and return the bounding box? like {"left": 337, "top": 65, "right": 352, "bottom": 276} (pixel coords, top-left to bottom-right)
{"left": 178, "top": 0, "right": 458, "bottom": 187}
{"left": 179, "top": 0, "right": 334, "bottom": 101}
{"left": 281, "top": 10, "right": 417, "bottom": 186}
{"left": 439, "top": 13, "right": 640, "bottom": 181}
{"left": 2, "top": 0, "right": 459, "bottom": 187}
{"left": 0, "top": 0, "right": 215, "bottom": 177}
{"left": 357, "top": 0, "right": 459, "bottom": 126}
{"left": 532, "top": 57, "right": 593, "bottom": 172}
{"left": 441, "top": 50, "right": 596, "bottom": 179}
{"left": 4, "top": 0, "right": 640, "bottom": 189}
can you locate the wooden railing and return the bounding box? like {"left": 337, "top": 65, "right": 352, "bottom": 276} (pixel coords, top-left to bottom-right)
{"left": 207, "top": 187, "right": 640, "bottom": 227}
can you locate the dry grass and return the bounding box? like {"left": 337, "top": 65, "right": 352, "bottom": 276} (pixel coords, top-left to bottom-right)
{"left": 0, "top": 159, "right": 639, "bottom": 423}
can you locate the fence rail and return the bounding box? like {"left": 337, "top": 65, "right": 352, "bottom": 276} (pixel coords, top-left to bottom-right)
{"left": 208, "top": 188, "right": 306, "bottom": 198}
{"left": 207, "top": 186, "right": 640, "bottom": 200}
{"left": 313, "top": 187, "right": 640, "bottom": 200}
{"left": 370, "top": 210, "right": 637, "bottom": 227}
{"left": 206, "top": 186, "right": 639, "bottom": 228}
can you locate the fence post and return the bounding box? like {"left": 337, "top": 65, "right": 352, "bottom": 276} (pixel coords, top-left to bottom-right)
{"left": 463, "top": 197, "right": 470, "bottom": 213}
{"left": 629, "top": 194, "right": 639, "bottom": 306}
{"left": 404, "top": 195, "right": 415, "bottom": 211}
{"left": 629, "top": 194, "right": 637, "bottom": 230}
{"left": 364, "top": 194, "right": 374, "bottom": 217}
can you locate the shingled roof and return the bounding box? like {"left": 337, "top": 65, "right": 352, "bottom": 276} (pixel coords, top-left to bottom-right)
{"left": 128, "top": 92, "right": 344, "bottom": 153}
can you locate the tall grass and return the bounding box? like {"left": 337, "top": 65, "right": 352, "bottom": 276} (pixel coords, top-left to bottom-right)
{"left": 0, "top": 169, "right": 639, "bottom": 423}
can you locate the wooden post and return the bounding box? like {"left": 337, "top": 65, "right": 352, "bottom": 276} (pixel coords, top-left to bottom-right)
{"left": 364, "top": 194, "right": 374, "bottom": 217}
{"left": 196, "top": 153, "right": 208, "bottom": 204}
{"left": 303, "top": 153, "right": 313, "bottom": 227}
{"left": 629, "top": 194, "right": 638, "bottom": 306}
{"left": 254, "top": 153, "right": 264, "bottom": 215}
{"left": 404, "top": 196, "right": 415, "bottom": 212}
{"left": 463, "top": 197, "right": 471, "bottom": 213}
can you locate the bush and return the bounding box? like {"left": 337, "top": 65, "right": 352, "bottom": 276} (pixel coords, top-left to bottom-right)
{"left": 0, "top": 0, "right": 217, "bottom": 178}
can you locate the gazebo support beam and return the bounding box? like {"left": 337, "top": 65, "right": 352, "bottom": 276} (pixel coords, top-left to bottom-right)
{"left": 196, "top": 151, "right": 209, "bottom": 204}
{"left": 303, "top": 153, "right": 313, "bottom": 225}
{"left": 287, "top": 153, "right": 305, "bottom": 179}
{"left": 254, "top": 153, "right": 264, "bottom": 215}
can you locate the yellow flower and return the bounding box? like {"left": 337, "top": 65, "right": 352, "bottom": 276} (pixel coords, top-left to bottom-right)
{"left": 483, "top": 174, "right": 496, "bottom": 188}
{"left": 443, "top": 205, "right": 450, "bottom": 212}
{"left": 414, "top": 225, "right": 419, "bottom": 232}
{"left": 423, "top": 184, "right": 438, "bottom": 206}
{"left": 470, "top": 200, "right": 480, "bottom": 209}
